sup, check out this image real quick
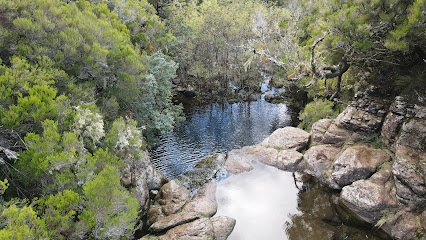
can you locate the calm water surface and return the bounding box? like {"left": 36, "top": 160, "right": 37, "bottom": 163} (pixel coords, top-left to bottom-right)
{"left": 151, "top": 96, "right": 292, "bottom": 179}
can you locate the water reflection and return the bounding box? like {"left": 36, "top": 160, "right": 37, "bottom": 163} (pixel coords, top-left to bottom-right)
{"left": 151, "top": 97, "right": 292, "bottom": 179}
{"left": 216, "top": 161, "right": 300, "bottom": 240}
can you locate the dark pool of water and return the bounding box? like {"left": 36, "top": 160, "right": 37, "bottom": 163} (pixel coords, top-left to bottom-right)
{"left": 151, "top": 96, "right": 293, "bottom": 179}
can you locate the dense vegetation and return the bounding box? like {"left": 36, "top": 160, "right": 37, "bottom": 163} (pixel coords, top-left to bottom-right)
{"left": 0, "top": 0, "right": 424, "bottom": 239}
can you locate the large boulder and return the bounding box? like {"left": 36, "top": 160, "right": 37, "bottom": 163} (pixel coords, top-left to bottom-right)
{"left": 159, "top": 218, "right": 214, "bottom": 240}
{"left": 149, "top": 212, "right": 201, "bottom": 232}
{"left": 390, "top": 212, "right": 424, "bottom": 240}
{"left": 147, "top": 180, "right": 190, "bottom": 226}
{"left": 260, "top": 127, "right": 310, "bottom": 151}
{"left": 183, "top": 181, "right": 217, "bottom": 217}
{"left": 341, "top": 180, "right": 398, "bottom": 224}
{"left": 332, "top": 145, "right": 391, "bottom": 187}
{"left": 225, "top": 146, "right": 278, "bottom": 174}
{"left": 310, "top": 119, "right": 333, "bottom": 146}
{"left": 270, "top": 150, "right": 304, "bottom": 171}
{"left": 303, "top": 145, "right": 341, "bottom": 189}
{"left": 142, "top": 218, "right": 214, "bottom": 240}
{"left": 211, "top": 216, "right": 236, "bottom": 240}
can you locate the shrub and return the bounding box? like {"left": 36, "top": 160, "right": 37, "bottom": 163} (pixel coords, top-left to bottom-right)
{"left": 298, "top": 98, "right": 338, "bottom": 131}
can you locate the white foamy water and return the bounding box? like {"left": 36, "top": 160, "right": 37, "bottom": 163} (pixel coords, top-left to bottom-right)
{"left": 215, "top": 161, "right": 300, "bottom": 240}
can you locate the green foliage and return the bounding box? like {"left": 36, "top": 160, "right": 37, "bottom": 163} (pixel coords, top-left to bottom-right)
{"left": 36, "top": 190, "right": 80, "bottom": 239}
{"left": 81, "top": 165, "right": 139, "bottom": 239}
{"left": 0, "top": 205, "right": 49, "bottom": 240}
{"left": 0, "top": 179, "right": 9, "bottom": 195}
{"left": 298, "top": 98, "right": 338, "bottom": 131}
{"left": 0, "top": 0, "right": 182, "bottom": 139}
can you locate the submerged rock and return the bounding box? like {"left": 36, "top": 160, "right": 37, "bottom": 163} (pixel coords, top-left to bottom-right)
{"left": 225, "top": 145, "right": 278, "bottom": 174}
{"left": 260, "top": 126, "right": 310, "bottom": 151}
{"left": 332, "top": 145, "right": 391, "bottom": 187}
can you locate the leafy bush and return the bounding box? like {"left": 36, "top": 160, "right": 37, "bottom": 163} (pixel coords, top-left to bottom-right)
{"left": 298, "top": 98, "right": 338, "bottom": 131}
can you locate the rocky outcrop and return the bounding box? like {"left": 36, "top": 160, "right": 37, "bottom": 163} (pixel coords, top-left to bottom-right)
{"left": 144, "top": 180, "right": 235, "bottom": 239}
{"left": 341, "top": 179, "right": 398, "bottom": 223}
{"left": 332, "top": 145, "right": 390, "bottom": 187}
{"left": 219, "top": 89, "right": 425, "bottom": 239}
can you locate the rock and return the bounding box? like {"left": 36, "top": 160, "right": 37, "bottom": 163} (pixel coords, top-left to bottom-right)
{"left": 147, "top": 180, "right": 190, "bottom": 226}
{"left": 332, "top": 145, "right": 391, "bottom": 187}
{"left": 369, "top": 163, "right": 392, "bottom": 185}
{"left": 133, "top": 177, "right": 149, "bottom": 210}
{"left": 260, "top": 127, "right": 310, "bottom": 151}
{"left": 381, "top": 112, "right": 405, "bottom": 147}
{"left": 303, "top": 145, "right": 341, "bottom": 189}
{"left": 393, "top": 145, "right": 426, "bottom": 197}
{"left": 321, "top": 122, "right": 352, "bottom": 146}
{"left": 268, "top": 150, "right": 304, "bottom": 171}
{"left": 211, "top": 216, "right": 236, "bottom": 240}
{"left": 286, "top": 215, "right": 336, "bottom": 240}
{"left": 391, "top": 212, "right": 423, "bottom": 240}
{"left": 393, "top": 176, "right": 426, "bottom": 210}
{"left": 149, "top": 212, "right": 201, "bottom": 232}
{"left": 159, "top": 218, "right": 214, "bottom": 240}
{"left": 396, "top": 119, "right": 426, "bottom": 151}
{"left": 156, "top": 180, "right": 190, "bottom": 215}
{"left": 310, "top": 119, "right": 333, "bottom": 146}
{"left": 341, "top": 180, "right": 397, "bottom": 224}
{"left": 176, "top": 154, "right": 226, "bottom": 192}
{"left": 183, "top": 181, "right": 217, "bottom": 217}
{"left": 225, "top": 146, "right": 278, "bottom": 174}
{"left": 414, "top": 104, "right": 426, "bottom": 119}
{"left": 334, "top": 106, "right": 382, "bottom": 133}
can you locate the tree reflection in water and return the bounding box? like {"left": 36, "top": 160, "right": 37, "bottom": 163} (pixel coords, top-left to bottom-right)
{"left": 286, "top": 174, "right": 392, "bottom": 240}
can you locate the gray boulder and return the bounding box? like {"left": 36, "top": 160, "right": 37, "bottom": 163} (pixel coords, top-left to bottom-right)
{"left": 147, "top": 180, "right": 190, "bottom": 226}
{"left": 303, "top": 145, "right": 341, "bottom": 189}
{"left": 159, "top": 218, "right": 214, "bottom": 240}
{"left": 310, "top": 119, "right": 333, "bottom": 146}
{"left": 260, "top": 127, "right": 310, "bottom": 151}
{"left": 332, "top": 145, "right": 391, "bottom": 187}
{"left": 341, "top": 180, "right": 397, "bottom": 224}
{"left": 211, "top": 216, "right": 236, "bottom": 240}
{"left": 183, "top": 181, "right": 217, "bottom": 217}
{"left": 272, "top": 150, "right": 304, "bottom": 171}
{"left": 149, "top": 212, "right": 201, "bottom": 232}
{"left": 391, "top": 212, "right": 424, "bottom": 240}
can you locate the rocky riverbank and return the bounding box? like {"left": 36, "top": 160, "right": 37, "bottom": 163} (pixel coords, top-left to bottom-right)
{"left": 140, "top": 87, "right": 425, "bottom": 239}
